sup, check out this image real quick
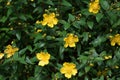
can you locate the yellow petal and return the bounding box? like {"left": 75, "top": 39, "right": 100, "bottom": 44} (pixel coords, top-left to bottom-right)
{"left": 36, "top": 53, "right": 41, "bottom": 60}
{"left": 38, "top": 60, "right": 49, "bottom": 66}
{"left": 43, "top": 14, "right": 48, "bottom": 18}
{"left": 65, "top": 73, "right": 72, "bottom": 79}
{"left": 72, "top": 69, "right": 77, "bottom": 75}
{"left": 0, "top": 53, "right": 4, "bottom": 59}
{"left": 60, "top": 68, "right": 66, "bottom": 74}
{"left": 64, "top": 38, "right": 67, "bottom": 41}
{"left": 69, "top": 43, "right": 75, "bottom": 47}
{"left": 53, "top": 18, "right": 58, "bottom": 25}
{"left": 6, "top": 54, "right": 12, "bottom": 58}
{"left": 74, "top": 36, "right": 79, "bottom": 42}
{"left": 111, "top": 41, "right": 115, "bottom": 46}
{"left": 64, "top": 43, "right": 68, "bottom": 48}
{"left": 45, "top": 52, "right": 50, "bottom": 60}
{"left": 41, "top": 21, "right": 47, "bottom": 26}
{"left": 95, "top": 0, "right": 99, "bottom": 2}
{"left": 117, "top": 42, "right": 120, "bottom": 46}
{"left": 47, "top": 23, "right": 54, "bottom": 28}
{"left": 50, "top": 13, "right": 55, "bottom": 17}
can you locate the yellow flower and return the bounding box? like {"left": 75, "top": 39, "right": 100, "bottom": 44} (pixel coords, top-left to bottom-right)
{"left": 36, "top": 20, "right": 41, "bottom": 24}
{"left": 0, "top": 53, "right": 4, "bottom": 59}
{"left": 89, "top": 0, "right": 100, "bottom": 14}
{"left": 114, "top": 65, "right": 119, "bottom": 69}
{"left": 41, "top": 13, "right": 58, "bottom": 28}
{"left": 89, "top": 63, "right": 94, "bottom": 67}
{"left": 42, "top": 33, "right": 47, "bottom": 38}
{"left": 36, "top": 52, "right": 50, "bottom": 66}
{"left": 36, "top": 29, "right": 42, "bottom": 33}
{"left": 104, "top": 56, "right": 109, "bottom": 60}
{"left": 64, "top": 33, "right": 79, "bottom": 48}
{"left": 6, "top": 2, "right": 10, "bottom": 5}
{"left": 4, "top": 45, "right": 19, "bottom": 58}
{"left": 110, "top": 34, "right": 120, "bottom": 46}
{"left": 104, "top": 55, "right": 112, "bottom": 60}
{"left": 60, "top": 62, "right": 77, "bottom": 79}
{"left": 31, "top": 0, "right": 34, "bottom": 2}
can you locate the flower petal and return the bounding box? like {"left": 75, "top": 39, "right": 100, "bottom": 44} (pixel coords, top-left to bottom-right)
{"left": 65, "top": 73, "right": 72, "bottom": 79}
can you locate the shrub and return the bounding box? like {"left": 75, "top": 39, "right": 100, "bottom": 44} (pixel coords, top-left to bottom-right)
{"left": 0, "top": 0, "right": 120, "bottom": 80}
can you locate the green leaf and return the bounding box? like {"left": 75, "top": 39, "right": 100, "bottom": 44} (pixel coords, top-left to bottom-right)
{"left": 59, "top": 46, "right": 64, "bottom": 60}
{"left": 91, "top": 36, "right": 106, "bottom": 47}
{"left": 78, "top": 55, "right": 88, "bottom": 64}
{"left": 34, "top": 34, "right": 43, "bottom": 43}
{"left": 62, "top": 0, "right": 72, "bottom": 7}
{"left": 7, "top": 8, "right": 12, "bottom": 17}
{"left": 34, "top": 42, "right": 45, "bottom": 48}
{"left": 13, "top": 52, "right": 19, "bottom": 60}
{"left": 72, "top": 21, "right": 81, "bottom": 29}
{"left": 18, "top": 56, "right": 26, "bottom": 64}
{"left": 0, "top": 75, "right": 5, "bottom": 80}
{"left": 45, "top": 0, "right": 54, "bottom": 5}
{"left": 30, "top": 57, "right": 37, "bottom": 63}
{"left": 95, "top": 57, "right": 104, "bottom": 62}
{"left": 79, "top": 18, "right": 86, "bottom": 26}
{"left": 112, "top": 19, "right": 120, "bottom": 28}
{"left": 68, "top": 14, "right": 75, "bottom": 22}
{"left": 59, "top": 20, "right": 70, "bottom": 30}
{"left": 0, "top": 16, "right": 7, "bottom": 23}
{"left": 19, "top": 48, "right": 27, "bottom": 55}
{"left": 99, "top": 76, "right": 104, "bottom": 80}
{"left": 87, "top": 21, "right": 94, "bottom": 29}
{"left": 26, "top": 57, "right": 34, "bottom": 64}
{"left": 77, "top": 44, "right": 81, "bottom": 55}
{"left": 85, "top": 77, "right": 89, "bottom": 80}
{"left": 81, "top": 9, "right": 91, "bottom": 16}
{"left": 16, "top": 32, "right": 21, "bottom": 40}
{"left": 82, "top": 32, "right": 89, "bottom": 42}
{"left": 0, "top": 28, "right": 9, "bottom": 31}
{"left": 78, "top": 72, "right": 84, "bottom": 77}
{"left": 19, "top": 14, "right": 27, "bottom": 21}
{"left": 96, "top": 13, "right": 103, "bottom": 22}
{"left": 27, "top": 45, "right": 32, "bottom": 52}
{"left": 100, "top": 0, "right": 109, "bottom": 10}
{"left": 85, "top": 66, "right": 91, "bottom": 73}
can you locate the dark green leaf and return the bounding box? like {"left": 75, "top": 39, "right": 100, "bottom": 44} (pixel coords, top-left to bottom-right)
{"left": 62, "top": 0, "right": 72, "bottom": 7}
{"left": 100, "top": 0, "right": 110, "bottom": 10}
{"left": 87, "top": 21, "right": 94, "bottom": 29}
{"left": 96, "top": 13, "right": 103, "bottom": 22}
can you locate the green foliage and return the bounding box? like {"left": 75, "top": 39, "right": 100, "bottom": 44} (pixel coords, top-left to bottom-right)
{"left": 0, "top": 0, "right": 120, "bottom": 80}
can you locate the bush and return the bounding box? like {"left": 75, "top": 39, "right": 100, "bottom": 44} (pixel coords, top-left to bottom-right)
{"left": 0, "top": 0, "right": 120, "bottom": 80}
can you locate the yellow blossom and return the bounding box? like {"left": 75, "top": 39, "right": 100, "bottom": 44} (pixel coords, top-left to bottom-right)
{"left": 89, "top": 0, "right": 100, "bottom": 14}
{"left": 30, "top": 0, "right": 34, "bottom": 2}
{"left": 104, "top": 56, "right": 109, "bottom": 60}
{"left": 114, "top": 65, "right": 119, "bottom": 69}
{"left": 64, "top": 33, "right": 79, "bottom": 48}
{"left": 41, "top": 13, "right": 58, "bottom": 28}
{"left": 36, "top": 20, "right": 41, "bottom": 24}
{"left": 42, "top": 33, "right": 46, "bottom": 38}
{"left": 36, "top": 52, "right": 50, "bottom": 66}
{"left": 36, "top": 29, "right": 42, "bottom": 33}
{"left": 60, "top": 62, "right": 77, "bottom": 79}
{"left": 110, "top": 34, "right": 120, "bottom": 46}
{"left": 4, "top": 45, "right": 19, "bottom": 58}
{"left": 89, "top": 63, "right": 94, "bottom": 67}
{"left": 6, "top": 2, "right": 10, "bottom": 5}
{"left": 10, "top": 27, "right": 13, "bottom": 30}
{"left": 0, "top": 53, "right": 4, "bottom": 59}
{"left": 104, "top": 55, "right": 112, "bottom": 60}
